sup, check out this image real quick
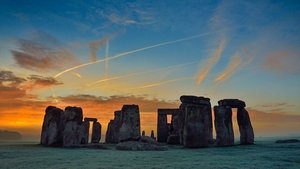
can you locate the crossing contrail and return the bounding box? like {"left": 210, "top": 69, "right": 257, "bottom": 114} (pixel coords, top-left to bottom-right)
{"left": 87, "top": 62, "right": 196, "bottom": 87}
{"left": 54, "top": 28, "right": 235, "bottom": 78}
{"left": 137, "top": 77, "right": 194, "bottom": 89}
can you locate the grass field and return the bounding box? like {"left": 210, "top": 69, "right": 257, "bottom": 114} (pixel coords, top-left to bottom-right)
{"left": 0, "top": 139, "right": 299, "bottom": 169}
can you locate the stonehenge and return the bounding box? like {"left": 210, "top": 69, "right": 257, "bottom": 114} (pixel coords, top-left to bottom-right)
{"left": 105, "top": 105, "right": 141, "bottom": 143}
{"left": 41, "top": 106, "right": 102, "bottom": 147}
{"left": 157, "top": 96, "right": 254, "bottom": 148}
{"left": 41, "top": 95, "right": 254, "bottom": 150}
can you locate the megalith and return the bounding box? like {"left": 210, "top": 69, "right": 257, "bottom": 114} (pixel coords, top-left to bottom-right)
{"left": 63, "top": 106, "right": 83, "bottom": 147}
{"left": 118, "top": 105, "right": 141, "bottom": 142}
{"left": 91, "top": 121, "right": 101, "bottom": 143}
{"left": 214, "top": 105, "right": 234, "bottom": 146}
{"left": 40, "top": 106, "right": 64, "bottom": 146}
{"left": 237, "top": 108, "right": 254, "bottom": 145}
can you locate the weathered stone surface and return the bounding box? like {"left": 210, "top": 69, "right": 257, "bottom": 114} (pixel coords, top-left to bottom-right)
{"left": 105, "top": 120, "right": 116, "bottom": 143}
{"left": 64, "top": 106, "right": 83, "bottom": 123}
{"left": 41, "top": 106, "right": 64, "bottom": 146}
{"left": 218, "top": 99, "right": 246, "bottom": 108}
{"left": 78, "top": 121, "right": 89, "bottom": 144}
{"left": 63, "top": 106, "right": 84, "bottom": 147}
{"left": 119, "top": 105, "right": 141, "bottom": 142}
{"left": 183, "top": 104, "right": 211, "bottom": 148}
{"left": 214, "top": 105, "right": 234, "bottom": 146}
{"left": 157, "top": 110, "right": 168, "bottom": 142}
{"left": 178, "top": 96, "right": 213, "bottom": 145}
{"left": 63, "top": 121, "right": 81, "bottom": 147}
{"left": 167, "top": 134, "right": 180, "bottom": 144}
{"left": 237, "top": 108, "right": 254, "bottom": 145}
{"left": 180, "top": 95, "right": 210, "bottom": 105}
{"left": 140, "top": 136, "right": 159, "bottom": 145}
{"left": 116, "top": 141, "right": 167, "bottom": 151}
{"left": 91, "top": 122, "right": 101, "bottom": 143}
{"left": 84, "top": 117, "right": 97, "bottom": 122}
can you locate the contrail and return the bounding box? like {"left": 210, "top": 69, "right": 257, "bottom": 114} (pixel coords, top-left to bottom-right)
{"left": 196, "top": 38, "right": 226, "bottom": 85}
{"left": 137, "top": 77, "right": 194, "bottom": 89}
{"left": 214, "top": 52, "right": 242, "bottom": 83}
{"left": 87, "top": 62, "right": 196, "bottom": 87}
{"left": 54, "top": 28, "right": 234, "bottom": 78}
{"left": 104, "top": 41, "right": 109, "bottom": 78}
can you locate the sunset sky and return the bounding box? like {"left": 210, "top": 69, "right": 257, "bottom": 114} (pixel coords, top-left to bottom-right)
{"left": 0, "top": 0, "right": 300, "bottom": 140}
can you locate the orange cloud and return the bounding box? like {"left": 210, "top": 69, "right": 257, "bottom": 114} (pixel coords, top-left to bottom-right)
{"left": 263, "top": 49, "right": 300, "bottom": 74}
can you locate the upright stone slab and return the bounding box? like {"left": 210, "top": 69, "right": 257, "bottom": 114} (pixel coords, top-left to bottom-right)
{"left": 40, "top": 106, "right": 64, "bottom": 146}
{"left": 157, "top": 110, "right": 168, "bottom": 142}
{"left": 214, "top": 105, "right": 234, "bottom": 146}
{"left": 179, "top": 95, "right": 213, "bottom": 146}
{"left": 78, "top": 121, "right": 89, "bottom": 144}
{"left": 105, "top": 111, "right": 122, "bottom": 143}
{"left": 63, "top": 106, "right": 83, "bottom": 147}
{"left": 151, "top": 130, "right": 155, "bottom": 139}
{"left": 91, "top": 122, "right": 101, "bottom": 143}
{"left": 118, "top": 105, "right": 141, "bottom": 142}
{"left": 183, "top": 104, "right": 211, "bottom": 148}
{"left": 237, "top": 108, "right": 254, "bottom": 145}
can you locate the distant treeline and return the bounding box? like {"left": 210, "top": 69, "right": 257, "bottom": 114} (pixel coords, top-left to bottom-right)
{"left": 0, "top": 130, "right": 22, "bottom": 140}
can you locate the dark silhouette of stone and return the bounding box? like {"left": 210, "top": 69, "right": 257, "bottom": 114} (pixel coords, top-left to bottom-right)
{"left": 180, "top": 95, "right": 210, "bottom": 105}
{"left": 142, "top": 130, "right": 145, "bottom": 136}
{"left": 140, "top": 136, "right": 159, "bottom": 145}
{"left": 119, "top": 105, "right": 141, "bottom": 142}
{"left": 116, "top": 141, "right": 167, "bottom": 151}
{"left": 63, "top": 106, "right": 83, "bottom": 147}
{"left": 84, "top": 117, "right": 97, "bottom": 123}
{"left": 41, "top": 106, "right": 64, "bottom": 146}
{"left": 91, "top": 122, "right": 101, "bottom": 143}
{"left": 78, "top": 121, "right": 89, "bottom": 144}
{"left": 151, "top": 130, "right": 155, "bottom": 139}
{"left": 183, "top": 103, "right": 211, "bottom": 148}
{"left": 275, "top": 139, "right": 300, "bottom": 143}
{"left": 157, "top": 109, "right": 179, "bottom": 143}
{"left": 214, "top": 105, "right": 234, "bottom": 146}
{"left": 167, "top": 134, "right": 180, "bottom": 144}
{"left": 218, "top": 99, "right": 246, "bottom": 108}
{"left": 179, "top": 95, "right": 213, "bottom": 146}
{"left": 105, "top": 111, "right": 122, "bottom": 143}
{"left": 237, "top": 108, "right": 254, "bottom": 145}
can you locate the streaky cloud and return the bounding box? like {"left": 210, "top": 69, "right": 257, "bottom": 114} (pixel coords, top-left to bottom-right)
{"left": 214, "top": 52, "right": 242, "bottom": 84}
{"left": 196, "top": 38, "right": 226, "bottom": 85}
{"left": 137, "top": 77, "right": 194, "bottom": 89}
{"left": 54, "top": 28, "right": 234, "bottom": 78}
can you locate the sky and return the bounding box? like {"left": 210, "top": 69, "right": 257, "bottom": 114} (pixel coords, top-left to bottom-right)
{"left": 0, "top": 0, "right": 300, "bottom": 140}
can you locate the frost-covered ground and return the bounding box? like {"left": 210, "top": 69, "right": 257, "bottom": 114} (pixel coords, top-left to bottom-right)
{"left": 0, "top": 139, "right": 300, "bottom": 169}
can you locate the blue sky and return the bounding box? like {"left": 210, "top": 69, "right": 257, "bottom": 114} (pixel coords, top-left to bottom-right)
{"left": 0, "top": 0, "right": 300, "bottom": 116}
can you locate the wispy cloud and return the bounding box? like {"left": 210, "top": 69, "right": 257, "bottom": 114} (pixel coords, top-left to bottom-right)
{"left": 11, "top": 32, "right": 78, "bottom": 72}
{"left": 263, "top": 49, "right": 300, "bottom": 74}
{"left": 196, "top": 38, "right": 226, "bottom": 85}
{"left": 214, "top": 52, "right": 242, "bottom": 84}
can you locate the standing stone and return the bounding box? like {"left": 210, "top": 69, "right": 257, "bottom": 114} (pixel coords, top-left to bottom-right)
{"left": 151, "top": 130, "right": 155, "bottom": 139}
{"left": 179, "top": 95, "right": 213, "bottom": 146}
{"left": 157, "top": 111, "right": 168, "bottom": 142}
{"left": 237, "top": 108, "right": 254, "bottom": 145}
{"left": 214, "top": 105, "right": 234, "bottom": 146}
{"left": 40, "top": 106, "right": 64, "bottom": 146}
{"left": 105, "top": 120, "right": 116, "bottom": 143}
{"left": 63, "top": 106, "right": 83, "bottom": 147}
{"left": 78, "top": 121, "right": 89, "bottom": 144}
{"left": 91, "top": 122, "right": 101, "bottom": 143}
{"left": 142, "top": 130, "right": 145, "bottom": 136}
{"left": 183, "top": 104, "right": 211, "bottom": 148}
{"left": 105, "top": 111, "right": 122, "bottom": 143}
{"left": 119, "top": 105, "right": 141, "bottom": 142}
